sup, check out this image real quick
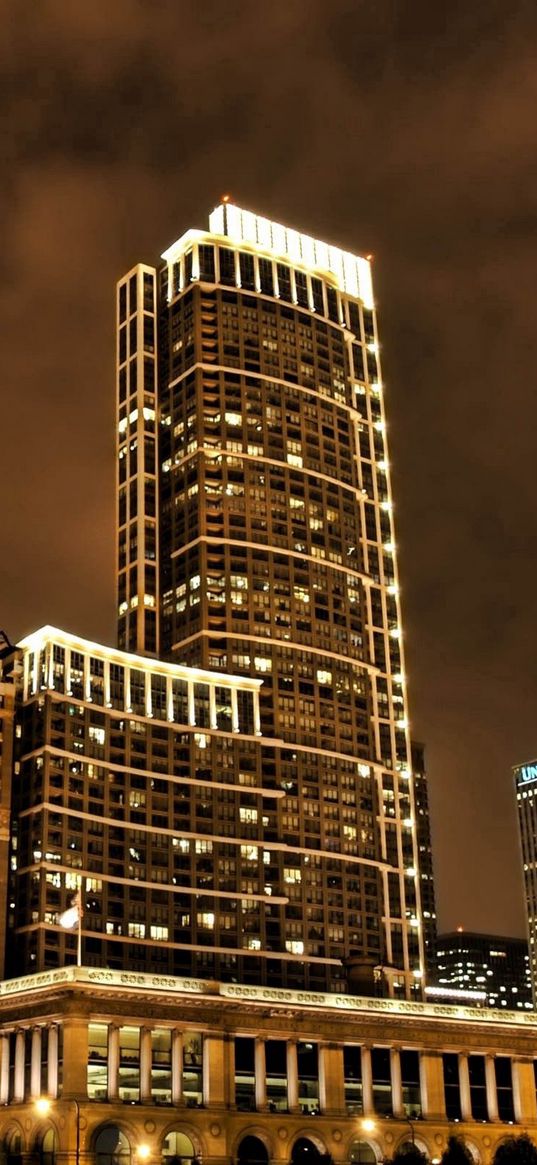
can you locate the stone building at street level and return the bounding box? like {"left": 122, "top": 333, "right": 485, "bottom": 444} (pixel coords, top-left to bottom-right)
{"left": 1, "top": 968, "right": 537, "bottom": 1165}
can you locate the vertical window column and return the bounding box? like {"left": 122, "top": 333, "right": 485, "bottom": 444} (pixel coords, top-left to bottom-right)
{"left": 390, "top": 1047, "right": 403, "bottom": 1118}
{"left": 14, "top": 1029, "right": 25, "bottom": 1102}
{"left": 167, "top": 676, "right": 174, "bottom": 722}
{"left": 0, "top": 1033, "right": 9, "bottom": 1104}
{"left": 30, "top": 1027, "right": 42, "bottom": 1099}
{"left": 171, "top": 1029, "right": 183, "bottom": 1105}
{"left": 125, "top": 665, "right": 132, "bottom": 712}
{"left": 255, "top": 1038, "right": 267, "bottom": 1110}
{"left": 188, "top": 681, "right": 196, "bottom": 726}
{"left": 253, "top": 691, "right": 261, "bottom": 736}
{"left": 485, "top": 1056, "right": 499, "bottom": 1121}
{"left": 361, "top": 1046, "right": 374, "bottom": 1116}
{"left": 47, "top": 1025, "right": 59, "bottom": 1099}
{"left": 287, "top": 1040, "right": 300, "bottom": 1112}
{"left": 458, "top": 1052, "right": 472, "bottom": 1121}
{"left": 231, "top": 689, "right": 239, "bottom": 733}
{"left": 140, "top": 1027, "right": 152, "bottom": 1104}
{"left": 108, "top": 1025, "right": 120, "bottom": 1101}
{"left": 209, "top": 685, "right": 217, "bottom": 730}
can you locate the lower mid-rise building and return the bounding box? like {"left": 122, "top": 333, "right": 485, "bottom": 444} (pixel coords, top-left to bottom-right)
{"left": 434, "top": 930, "right": 532, "bottom": 1011}
{"left": 0, "top": 966, "right": 536, "bottom": 1165}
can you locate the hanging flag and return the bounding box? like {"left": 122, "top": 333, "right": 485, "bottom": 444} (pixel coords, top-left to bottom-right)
{"left": 58, "top": 891, "right": 82, "bottom": 929}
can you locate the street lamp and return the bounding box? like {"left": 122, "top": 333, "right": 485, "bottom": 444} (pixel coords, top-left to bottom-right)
{"left": 35, "top": 1097, "right": 81, "bottom": 1165}
{"left": 361, "top": 1119, "right": 376, "bottom": 1135}
{"left": 137, "top": 1148, "right": 151, "bottom": 1163}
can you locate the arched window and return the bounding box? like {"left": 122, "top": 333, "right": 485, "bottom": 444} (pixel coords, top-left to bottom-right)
{"left": 237, "top": 1136, "right": 269, "bottom": 1165}
{"left": 349, "top": 1141, "right": 377, "bottom": 1165}
{"left": 291, "top": 1139, "right": 324, "bottom": 1165}
{"left": 40, "top": 1129, "right": 58, "bottom": 1165}
{"left": 95, "top": 1127, "right": 131, "bottom": 1165}
{"left": 162, "top": 1132, "right": 196, "bottom": 1165}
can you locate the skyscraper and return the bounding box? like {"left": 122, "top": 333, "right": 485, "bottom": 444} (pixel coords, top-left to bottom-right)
{"left": 514, "top": 757, "right": 537, "bottom": 1005}
{"left": 114, "top": 202, "right": 426, "bottom": 996}
{"left": 411, "top": 741, "right": 437, "bottom": 972}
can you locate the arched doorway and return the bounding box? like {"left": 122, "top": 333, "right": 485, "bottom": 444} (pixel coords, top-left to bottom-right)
{"left": 349, "top": 1141, "right": 377, "bottom": 1165}
{"left": 39, "top": 1130, "right": 58, "bottom": 1165}
{"left": 3, "top": 1132, "right": 22, "bottom": 1165}
{"left": 95, "top": 1127, "right": 132, "bottom": 1165}
{"left": 162, "top": 1132, "right": 196, "bottom": 1165}
{"left": 291, "top": 1139, "right": 325, "bottom": 1165}
{"left": 237, "top": 1136, "right": 269, "bottom": 1165}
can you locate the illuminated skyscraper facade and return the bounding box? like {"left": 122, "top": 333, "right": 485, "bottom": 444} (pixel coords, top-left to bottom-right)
{"left": 115, "top": 203, "right": 426, "bottom": 996}
{"left": 514, "top": 757, "right": 537, "bottom": 1005}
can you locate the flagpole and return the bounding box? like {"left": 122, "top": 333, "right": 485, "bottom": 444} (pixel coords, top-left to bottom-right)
{"left": 77, "top": 878, "right": 83, "bottom": 967}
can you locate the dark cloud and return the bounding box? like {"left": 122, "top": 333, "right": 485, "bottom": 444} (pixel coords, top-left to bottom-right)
{"left": 2, "top": 0, "right": 537, "bottom": 935}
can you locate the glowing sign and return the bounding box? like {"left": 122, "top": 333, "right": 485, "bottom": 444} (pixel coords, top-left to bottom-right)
{"left": 516, "top": 762, "right": 537, "bottom": 785}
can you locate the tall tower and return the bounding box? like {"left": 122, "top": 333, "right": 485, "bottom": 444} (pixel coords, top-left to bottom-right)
{"left": 514, "top": 757, "right": 537, "bottom": 1005}
{"left": 116, "top": 203, "right": 426, "bottom": 996}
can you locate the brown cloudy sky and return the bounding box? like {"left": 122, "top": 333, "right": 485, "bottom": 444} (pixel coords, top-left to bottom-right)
{"left": 2, "top": 0, "right": 537, "bottom": 937}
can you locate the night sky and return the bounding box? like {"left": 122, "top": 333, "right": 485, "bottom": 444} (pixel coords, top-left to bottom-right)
{"left": 3, "top": 1, "right": 537, "bottom": 939}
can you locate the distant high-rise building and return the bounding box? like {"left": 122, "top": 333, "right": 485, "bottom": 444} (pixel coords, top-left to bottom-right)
{"left": 514, "top": 757, "right": 537, "bottom": 1004}
{"left": 114, "top": 203, "right": 430, "bottom": 996}
{"left": 434, "top": 930, "right": 532, "bottom": 1011}
{"left": 411, "top": 741, "right": 437, "bottom": 971}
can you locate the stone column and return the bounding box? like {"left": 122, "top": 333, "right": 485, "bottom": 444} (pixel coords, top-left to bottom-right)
{"left": 390, "top": 1047, "right": 404, "bottom": 1118}
{"left": 47, "top": 1025, "right": 59, "bottom": 1099}
{"left": 419, "top": 1052, "right": 446, "bottom": 1120}
{"left": 255, "top": 1038, "right": 267, "bottom": 1110}
{"left": 30, "top": 1027, "right": 42, "bottom": 1099}
{"left": 14, "top": 1029, "right": 25, "bottom": 1103}
{"left": 318, "top": 1043, "right": 344, "bottom": 1115}
{"left": 171, "top": 1029, "right": 183, "bottom": 1105}
{"left": 512, "top": 1059, "right": 537, "bottom": 1123}
{"left": 107, "top": 1025, "right": 120, "bottom": 1101}
{"left": 62, "top": 1018, "right": 89, "bottom": 1099}
{"left": 0, "top": 1033, "right": 10, "bottom": 1104}
{"left": 287, "top": 1040, "right": 300, "bottom": 1113}
{"left": 485, "top": 1055, "right": 499, "bottom": 1121}
{"left": 203, "top": 1034, "right": 227, "bottom": 1109}
{"left": 140, "top": 1027, "right": 152, "bottom": 1104}
{"left": 458, "top": 1053, "right": 472, "bottom": 1122}
{"left": 361, "top": 1046, "right": 374, "bottom": 1117}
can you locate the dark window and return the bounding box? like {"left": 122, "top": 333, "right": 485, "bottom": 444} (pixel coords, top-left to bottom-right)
{"left": 401, "top": 1050, "right": 421, "bottom": 1118}
{"left": 469, "top": 1055, "right": 488, "bottom": 1121}
{"left": 443, "top": 1053, "right": 461, "bottom": 1120}
{"left": 295, "top": 270, "right": 308, "bottom": 308}
{"left": 235, "top": 1036, "right": 256, "bottom": 1111}
{"left": 326, "top": 287, "right": 340, "bottom": 323}
{"left": 143, "top": 274, "right": 154, "bottom": 311}
{"left": 311, "top": 278, "right": 324, "bottom": 313}
{"left": 371, "top": 1047, "right": 392, "bottom": 1115}
{"left": 343, "top": 1045, "right": 363, "bottom": 1113}
{"left": 219, "top": 248, "right": 236, "bottom": 286}
{"left": 495, "top": 1057, "right": 515, "bottom": 1123}
{"left": 277, "top": 264, "right": 292, "bottom": 302}
{"left": 240, "top": 252, "right": 256, "bottom": 291}
{"left": 119, "top": 283, "right": 127, "bottom": 324}
{"left": 259, "top": 258, "right": 274, "bottom": 296}
{"left": 199, "top": 245, "right": 216, "bottom": 282}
